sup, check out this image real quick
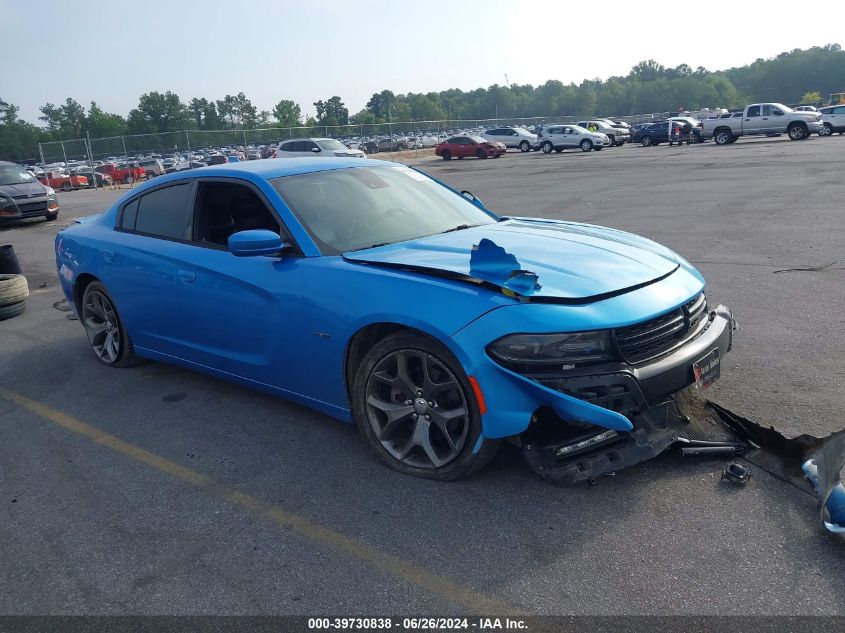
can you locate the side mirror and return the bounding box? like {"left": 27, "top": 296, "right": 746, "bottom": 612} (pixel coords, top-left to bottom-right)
{"left": 461, "top": 190, "right": 486, "bottom": 210}
{"left": 228, "top": 229, "right": 289, "bottom": 257}
{"left": 311, "top": 147, "right": 320, "bottom": 153}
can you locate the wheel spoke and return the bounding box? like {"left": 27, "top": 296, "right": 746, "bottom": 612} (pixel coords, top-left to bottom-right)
{"left": 366, "top": 395, "right": 413, "bottom": 439}
{"left": 84, "top": 318, "right": 106, "bottom": 336}
{"left": 414, "top": 419, "right": 446, "bottom": 468}
{"left": 394, "top": 351, "right": 422, "bottom": 395}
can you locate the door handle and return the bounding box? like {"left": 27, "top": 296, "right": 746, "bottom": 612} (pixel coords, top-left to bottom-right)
{"left": 762, "top": 117, "right": 769, "bottom": 120}
{"left": 177, "top": 270, "right": 197, "bottom": 284}
{"left": 102, "top": 250, "right": 115, "bottom": 262}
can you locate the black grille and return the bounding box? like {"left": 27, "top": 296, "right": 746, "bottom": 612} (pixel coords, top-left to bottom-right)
{"left": 17, "top": 200, "right": 48, "bottom": 216}
{"left": 615, "top": 293, "right": 707, "bottom": 363}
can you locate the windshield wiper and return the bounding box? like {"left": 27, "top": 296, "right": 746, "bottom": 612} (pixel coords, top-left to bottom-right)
{"left": 440, "top": 223, "right": 479, "bottom": 234}
{"left": 348, "top": 242, "right": 392, "bottom": 252}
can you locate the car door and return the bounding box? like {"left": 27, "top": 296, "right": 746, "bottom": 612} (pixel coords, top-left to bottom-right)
{"left": 99, "top": 181, "right": 194, "bottom": 357}
{"left": 165, "top": 177, "right": 309, "bottom": 390}
{"left": 831, "top": 106, "right": 845, "bottom": 131}
{"left": 743, "top": 105, "right": 762, "bottom": 134}
{"left": 761, "top": 104, "right": 785, "bottom": 134}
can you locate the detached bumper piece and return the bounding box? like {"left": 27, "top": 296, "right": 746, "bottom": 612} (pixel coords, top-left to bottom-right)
{"left": 520, "top": 305, "right": 740, "bottom": 485}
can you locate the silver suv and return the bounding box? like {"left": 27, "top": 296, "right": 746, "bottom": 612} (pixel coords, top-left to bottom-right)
{"left": 481, "top": 127, "right": 538, "bottom": 152}
{"left": 818, "top": 105, "right": 845, "bottom": 136}
{"left": 137, "top": 158, "right": 164, "bottom": 178}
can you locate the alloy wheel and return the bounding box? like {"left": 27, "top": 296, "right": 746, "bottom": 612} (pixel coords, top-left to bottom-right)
{"left": 364, "top": 349, "right": 470, "bottom": 469}
{"left": 82, "top": 290, "right": 122, "bottom": 364}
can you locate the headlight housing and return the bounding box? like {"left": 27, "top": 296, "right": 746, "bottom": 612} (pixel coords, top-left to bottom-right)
{"left": 487, "top": 331, "right": 615, "bottom": 368}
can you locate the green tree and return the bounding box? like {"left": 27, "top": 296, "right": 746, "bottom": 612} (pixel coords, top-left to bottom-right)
{"left": 314, "top": 96, "right": 348, "bottom": 126}
{"left": 366, "top": 90, "right": 397, "bottom": 120}
{"left": 272, "top": 99, "right": 302, "bottom": 127}
{"left": 39, "top": 98, "right": 86, "bottom": 138}
{"left": 127, "top": 91, "right": 190, "bottom": 133}
{"left": 85, "top": 102, "right": 127, "bottom": 138}
{"left": 800, "top": 91, "right": 823, "bottom": 104}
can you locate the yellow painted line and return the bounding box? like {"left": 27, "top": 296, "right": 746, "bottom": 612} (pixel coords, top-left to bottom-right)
{"left": 0, "top": 386, "right": 520, "bottom": 614}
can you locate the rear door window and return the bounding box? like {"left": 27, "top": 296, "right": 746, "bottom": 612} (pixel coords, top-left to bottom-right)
{"left": 132, "top": 183, "right": 193, "bottom": 240}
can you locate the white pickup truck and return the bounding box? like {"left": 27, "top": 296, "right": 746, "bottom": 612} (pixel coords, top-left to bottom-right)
{"left": 701, "top": 103, "right": 822, "bottom": 144}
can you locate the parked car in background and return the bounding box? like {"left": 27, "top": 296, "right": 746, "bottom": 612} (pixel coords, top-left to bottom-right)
{"left": 795, "top": 105, "right": 818, "bottom": 112}
{"left": 204, "top": 154, "right": 228, "bottom": 166}
{"left": 701, "top": 103, "right": 822, "bottom": 144}
{"left": 0, "top": 161, "right": 59, "bottom": 223}
{"left": 576, "top": 120, "right": 631, "bottom": 146}
{"left": 38, "top": 170, "right": 89, "bottom": 191}
{"left": 96, "top": 162, "right": 145, "bottom": 184}
{"left": 138, "top": 158, "right": 165, "bottom": 178}
{"left": 71, "top": 167, "right": 113, "bottom": 188}
{"left": 481, "top": 127, "right": 538, "bottom": 152}
{"left": 435, "top": 136, "right": 506, "bottom": 160}
{"left": 276, "top": 138, "right": 366, "bottom": 159}
{"left": 669, "top": 117, "right": 704, "bottom": 143}
{"left": 818, "top": 105, "right": 845, "bottom": 136}
{"left": 165, "top": 161, "right": 208, "bottom": 174}
{"left": 537, "top": 124, "right": 608, "bottom": 153}
{"left": 376, "top": 138, "right": 408, "bottom": 152}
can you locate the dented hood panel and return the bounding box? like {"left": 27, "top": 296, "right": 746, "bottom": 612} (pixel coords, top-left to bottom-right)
{"left": 344, "top": 217, "right": 681, "bottom": 301}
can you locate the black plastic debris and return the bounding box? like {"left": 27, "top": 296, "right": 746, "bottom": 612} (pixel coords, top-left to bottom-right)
{"left": 721, "top": 462, "right": 750, "bottom": 486}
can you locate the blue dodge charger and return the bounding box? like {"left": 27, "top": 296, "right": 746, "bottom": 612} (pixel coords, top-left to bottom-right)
{"left": 55, "top": 158, "right": 736, "bottom": 484}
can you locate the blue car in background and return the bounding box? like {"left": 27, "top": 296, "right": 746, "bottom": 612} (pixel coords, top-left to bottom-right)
{"left": 55, "top": 159, "right": 736, "bottom": 484}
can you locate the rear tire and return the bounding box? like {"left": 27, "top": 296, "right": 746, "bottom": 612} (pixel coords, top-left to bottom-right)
{"left": 352, "top": 331, "right": 500, "bottom": 481}
{"left": 61, "top": 182, "right": 71, "bottom": 191}
{"left": 519, "top": 140, "right": 530, "bottom": 152}
{"left": 441, "top": 150, "right": 451, "bottom": 160}
{"left": 80, "top": 281, "right": 142, "bottom": 368}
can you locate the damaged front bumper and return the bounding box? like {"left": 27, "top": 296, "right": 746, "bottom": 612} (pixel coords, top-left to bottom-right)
{"left": 523, "top": 304, "right": 736, "bottom": 484}
{"left": 455, "top": 297, "right": 737, "bottom": 484}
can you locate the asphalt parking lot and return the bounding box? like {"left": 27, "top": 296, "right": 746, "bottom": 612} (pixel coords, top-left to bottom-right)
{"left": 1, "top": 136, "right": 844, "bottom": 616}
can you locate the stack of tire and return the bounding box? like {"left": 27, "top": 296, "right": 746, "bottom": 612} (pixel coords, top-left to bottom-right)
{"left": 0, "top": 245, "right": 29, "bottom": 322}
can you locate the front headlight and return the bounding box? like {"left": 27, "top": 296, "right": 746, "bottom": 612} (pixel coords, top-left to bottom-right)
{"left": 487, "top": 331, "right": 615, "bottom": 368}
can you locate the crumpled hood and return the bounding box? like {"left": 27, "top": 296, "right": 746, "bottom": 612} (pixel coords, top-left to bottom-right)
{"left": 343, "top": 217, "right": 681, "bottom": 302}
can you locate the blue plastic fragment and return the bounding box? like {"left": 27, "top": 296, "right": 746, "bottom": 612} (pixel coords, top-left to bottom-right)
{"left": 802, "top": 459, "right": 845, "bottom": 533}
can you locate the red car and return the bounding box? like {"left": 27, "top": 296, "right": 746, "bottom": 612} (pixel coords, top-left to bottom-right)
{"left": 435, "top": 135, "right": 506, "bottom": 160}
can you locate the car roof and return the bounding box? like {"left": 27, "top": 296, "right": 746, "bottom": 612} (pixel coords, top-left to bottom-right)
{"left": 123, "top": 157, "right": 396, "bottom": 193}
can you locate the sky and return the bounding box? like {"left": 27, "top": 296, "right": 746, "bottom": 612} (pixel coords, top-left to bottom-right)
{"left": 3, "top": 0, "right": 845, "bottom": 124}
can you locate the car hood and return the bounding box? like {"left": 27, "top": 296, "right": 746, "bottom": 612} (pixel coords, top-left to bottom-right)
{"left": 343, "top": 217, "right": 681, "bottom": 303}
{"left": 1, "top": 181, "right": 47, "bottom": 197}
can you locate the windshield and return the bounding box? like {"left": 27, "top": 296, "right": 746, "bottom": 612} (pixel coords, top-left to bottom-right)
{"left": 316, "top": 139, "right": 348, "bottom": 151}
{"left": 271, "top": 165, "right": 496, "bottom": 254}
{"left": 773, "top": 103, "right": 793, "bottom": 113}
{"left": 0, "top": 164, "right": 37, "bottom": 186}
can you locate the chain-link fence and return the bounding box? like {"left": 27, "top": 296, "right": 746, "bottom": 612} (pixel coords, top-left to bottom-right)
{"left": 37, "top": 110, "right": 718, "bottom": 172}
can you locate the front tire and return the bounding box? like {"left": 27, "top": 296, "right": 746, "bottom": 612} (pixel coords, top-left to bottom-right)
{"left": 787, "top": 123, "right": 807, "bottom": 140}
{"left": 476, "top": 149, "right": 487, "bottom": 159}
{"left": 541, "top": 141, "right": 553, "bottom": 154}
{"left": 714, "top": 129, "right": 733, "bottom": 145}
{"left": 819, "top": 124, "right": 833, "bottom": 137}
{"left": 641, "top": 136, "right": 652, "bottom": 147}
{"left": 352, "top": 332, "right": 500, "bottom": 480}
{"left": 580, "top": 139, "right": 593, "bottom": 152}
{"left": 80, "top": 281, "right": 142, "bottom": 367}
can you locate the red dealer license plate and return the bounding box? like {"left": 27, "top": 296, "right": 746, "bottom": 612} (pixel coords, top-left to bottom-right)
{"left": 693, "top": 348, "right": 721, "bottom": 391}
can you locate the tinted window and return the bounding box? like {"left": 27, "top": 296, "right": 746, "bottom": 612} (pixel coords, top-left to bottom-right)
{"left": 834, "top": 106, "right": 845, "bottom": 114}
{"left": 486, "top": 129, "right": 502, "bottom": 135}
{"left": 280, "top": 142, "right": 296, "bottom": 152}
{"left": 746, "top": 106, "right": 761, "bottom": 117}
{"left": 133, "top": 184, "right": 192, "bottom": 240}
{"left": 121, "top": 198, "right": 139, "bottom": 230}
